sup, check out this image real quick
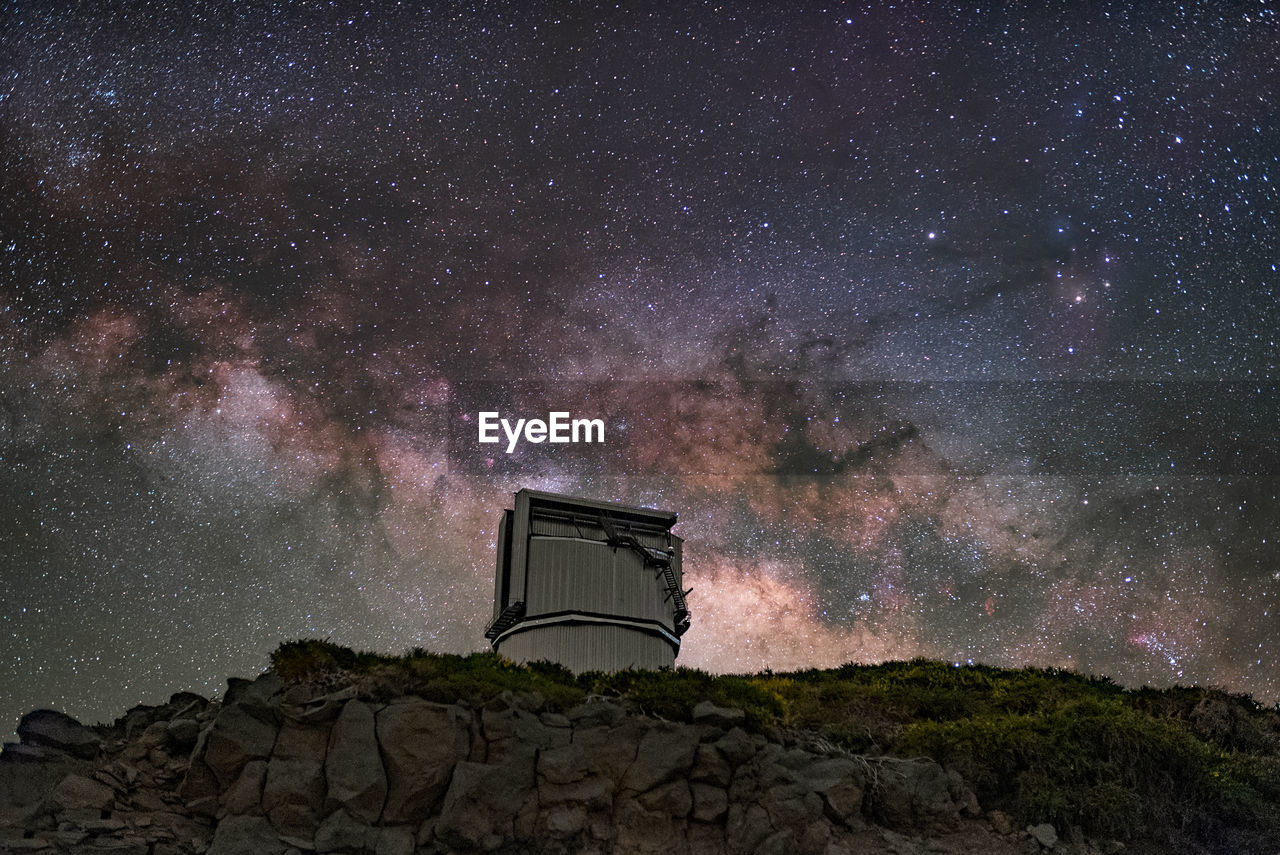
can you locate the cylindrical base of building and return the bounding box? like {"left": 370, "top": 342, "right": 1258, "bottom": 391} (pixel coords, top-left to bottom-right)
{"left": 495, "top": 621, "right": 676, "bottom": 673}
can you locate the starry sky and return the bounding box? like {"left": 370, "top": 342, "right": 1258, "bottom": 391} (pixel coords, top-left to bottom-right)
{"left": 2, "top": 1, "right": 1279, "bottom": 736}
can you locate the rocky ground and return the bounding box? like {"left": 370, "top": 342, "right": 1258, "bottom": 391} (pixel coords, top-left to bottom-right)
{"left": 2, "top": 671, "right": 1135, "bottom": 854}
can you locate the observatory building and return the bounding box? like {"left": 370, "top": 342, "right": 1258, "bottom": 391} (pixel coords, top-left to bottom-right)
{"left": 485, "top": 489, "right": 691, "bottom": 672}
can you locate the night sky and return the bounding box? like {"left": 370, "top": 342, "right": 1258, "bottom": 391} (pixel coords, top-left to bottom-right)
{"left": 3, "top": 2, "right": 1279, "bottom": 736}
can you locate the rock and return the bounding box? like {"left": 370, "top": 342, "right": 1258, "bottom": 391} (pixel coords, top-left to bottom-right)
{"left": 203, "top": 704, "right": 279, "bottom": 788}
{"left": 75, "top": 816, "right": 126, "bottom": 831}
{"left": 692, "top": 700, "right": 746, "bottom": 728}
{"left": 324, "top": 701, "right": 386, "bottom": 824}
{"left": 50, "top": 773, "right": 115, "bottom": 812}
{"left": 537, "top": 743, "right": 590, "bottom": 786}
{"left": 481, "top": 708, "right": 569, "bottom": 764}
{"left": 636, "top": 780, "right": 692, "bottom": 817}
{"left": 219, "top": 759, "right": 267, "bottom": 815}
{"left": 187, "top": 796, "right": 218, "bottom": 818}
{"left": 868, "top": 757, "right": 963, "bottom": 832}
{"left": 946, "top": 768, "right": 982, "bottom": 818}
{"left": 276, "top": 834, "right": 314, "bottom": 851}
{"left": 0, "top": 743, "right": 66, "bottom": 764}
{"left": 690, "top": 782, "right": 728, "bottom": 822}
{"left": 542, "top": 803, "right": 588, "bottom": 838}
{"left": 620, "top": 723, "right": 700, "bottom": 793}
{"left": 285, "top": 686, "right": 359, "bottom": 725}
{"left": 725, "top": 802, "right": 774, "bottom": 854}
{"left": 798, "top": 758, "right": 865, "bottom": 825}
{"left": 539, "top": 712, "right": 571, "bottom": 729}
{"left": 756, "top": 829, "right": 798, "bottom": 855}
{"left": 712, "top": 727, "right": 761, "bottom": 767}
{"left": 138, "top": 721, "right": 172, "bottom": 752}
{"left": 377, "top": 699, "right": 471, "bottom": 823}
{"left": 166, "top": 719, "right": 202, "bottom": 754}
{"left": 223, "top": 673, "right": 283, "bottom": 718}
{"left": 437, "top": 758, "right": 536, "bottom": 850}
{"left": 567, "top": 721, "right": 643, "bottom": 783}
{"left": 90, "top": 767, "right": 127, "bottom": 794}
{"left": 206, "top": 814, "right": 287, "bottom": 855}
{"left": 1028, "top": 823, "right": 1059, "bottom": 848}
{"left": 565, "top": 698, "right": 626, "bottom": 729}
{"left": 261, "top": 723, "right": 328, "bottom": 835}
{"left": 988, "top": 809, "right": 1014, "bottom": 835}
{"left": 371, "top": 826, "right": 415, "bottom": 855}
{"left": 688, "top": 821, "right": 726, "bottom": 854}
{"left": 17, "top": 710, "right": 101, "bottom": 760}
{"left": 690, "top": 743, "right": 732, "bottom": 788}
{"left": 179, "top": 758, "right": 221, "bottom": 806}
{"left": 314, "top": 808, "right": 370, "bottom": 853}
{"left": 538, "top": 773, "right": 613, "bottom": 811}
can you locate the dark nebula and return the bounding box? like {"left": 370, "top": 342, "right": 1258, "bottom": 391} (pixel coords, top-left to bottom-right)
{"left": 2, "top": 2, "right": 1278, "bottom": 735}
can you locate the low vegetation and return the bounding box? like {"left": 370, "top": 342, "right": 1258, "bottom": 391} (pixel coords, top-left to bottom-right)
{"left": 271, "top": 640, "right": 1280, "bottom": 846}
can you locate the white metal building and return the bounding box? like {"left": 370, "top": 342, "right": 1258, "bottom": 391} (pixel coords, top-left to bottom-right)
{"left": 485, "top": 489, "right": 690, "bottom": 672}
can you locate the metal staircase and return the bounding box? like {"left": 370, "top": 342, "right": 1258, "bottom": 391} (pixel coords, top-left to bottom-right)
{"left": 484, "top": 599, "right": 525, "bottom": 640}
{"left": 598, "top": 512, "right": 691, "bottom": 636}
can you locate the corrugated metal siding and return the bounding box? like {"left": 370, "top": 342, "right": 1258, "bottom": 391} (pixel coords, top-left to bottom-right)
{"left": 525, "top": 537, "right": 670, "bottom": 624}
{"left": 497, "top": 623, "right": 674, "bottom": 672}
{"left": 492, "top": 510, "right": 511, "bottom": 620}
{"left": 529, "top": 515, "right": 669, "bottom": 550}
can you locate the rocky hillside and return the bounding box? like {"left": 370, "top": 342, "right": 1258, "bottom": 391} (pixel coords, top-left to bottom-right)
{"left": 1, "top": 643, "right": 1277, "bottom": 854}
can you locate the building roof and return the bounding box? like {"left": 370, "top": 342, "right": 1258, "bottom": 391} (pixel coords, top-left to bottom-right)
{"left": 516, "top": 488, "right": 677, "bottom": 527}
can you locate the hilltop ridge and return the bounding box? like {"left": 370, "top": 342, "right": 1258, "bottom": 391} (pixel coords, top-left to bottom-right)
{"left": 0, "top": 641, "right": 1277, "bottom": 854}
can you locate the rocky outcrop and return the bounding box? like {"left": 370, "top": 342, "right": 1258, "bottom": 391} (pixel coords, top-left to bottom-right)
{"left": 0, "top": 674, "right": 1105, "bottom": 854}
{"left": 15, "top": 711, "right": 102, "bottom": 761}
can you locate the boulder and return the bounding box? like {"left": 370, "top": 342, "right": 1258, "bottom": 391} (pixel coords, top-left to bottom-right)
{"left": 797, "top": 757, "right": 865, "bottom": 825}
{"left": 692, "top": 700, "right": 746, "bottom": 728}
{"left": 219, "top": 759, "right": 267, "bottom": 816}
{"left": 867, "top": 757, "right": 964, "bottom": 832}
{"left": 178, "top": 757, "right": 221, "bottom": 806}
{"left": 223, "top": 673, "right": 283, "bottom": 718}
{"left": 376, "top": 699, "right": 471, "bottom": 823}
{"left": 481, "top": 707, "right": 569, "bottom": 764}
{"left": 537, "top": 743, "right": 590, "bottom": 786}
{"left": 371, "top": 826, "right": 415, "bottom": 855}
{"left": 436, "top": 758, "right": 536, "bottom": 851}
{"left": 165, "top": 719, "right": 202, "bottom": 754}
{"left": 203, "top": 705, "right": 279, "bottom": 788}
{"left": 712, "top": 727, "right": 762, "bottom": 767}
{"left": 636, "top": 779, "right": 692, "bottom": 817}
{"left": 314, "top": 808, "right": 371, "bottom": 853}
{"left": 262, "top": 723, "right": 329, "bottom": 835}
{"left": 690, "top": 743, "right": 732, "bottom": 788}
{"left": 283, "top": 685, "right": 358, "bottom": 725}
{"left": 206, "top": 814, "right": 288, "bottom": 855}
{"left": 565, "top": 698, "right": 627, "bottom": 729}
{"left": 988, "top": 809, "right": 1014, "bottom": 835}
{"left": 0, "top": 743, "right": 66, "bottom": 765}
{"left": 50, "top": 773, "right": 115, "bottom": 812}
{"left": 324, "top": 701, "right": 386, "bottom": 824}
{"left": 620, "top": 723, "right": 700, "bottom": 794}
{"left": 17, "top": 711, "right": 101, "bottom": 760}
{"left": 690, "top": 782, "right": 728, "bottom": 822}
{"left": 1028, "top": 822, "right": 1059, "bottom": 848}
{"left": 566, "top": 721, "right": 644, "bottom": 783}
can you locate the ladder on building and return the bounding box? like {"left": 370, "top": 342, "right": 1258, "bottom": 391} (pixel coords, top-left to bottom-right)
{"left": 598, "top": 512, "right": 691, "bottom": 636}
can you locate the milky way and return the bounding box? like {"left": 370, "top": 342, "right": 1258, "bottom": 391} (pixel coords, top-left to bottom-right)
{"left": 2, "top": 2, "right": 1279, "bottom": 735}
